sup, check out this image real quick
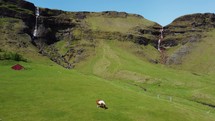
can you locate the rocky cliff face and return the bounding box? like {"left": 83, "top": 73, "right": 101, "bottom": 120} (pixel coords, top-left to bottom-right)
{"left": 164, "top": 13, "right": 215, "bottom": 48}
{"left": 0, "top": 0, "right": 162, "bottom": 68}
{"left": 1, "top": 0, "right": 214, "bottom": 69}
{"left": 162, "top": 13, "right": 215, "bottom": 65}
{"left": 0, "top": 0, "right": 35, "bottom": 34}
{"left": 0, "top": 0, "right": 81, "bottom": 68}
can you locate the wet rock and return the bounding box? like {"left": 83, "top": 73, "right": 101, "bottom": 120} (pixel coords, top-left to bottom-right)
{"left": 134, "top": 36, "right": 149, "bottom": 45}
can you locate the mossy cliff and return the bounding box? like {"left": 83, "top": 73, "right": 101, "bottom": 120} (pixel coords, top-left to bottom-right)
{"left": 162, "top": 13, "right": 215, "bottom": 67}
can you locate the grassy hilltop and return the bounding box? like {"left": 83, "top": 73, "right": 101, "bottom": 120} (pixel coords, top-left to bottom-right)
{"left": 0, "top": 0, "right": 215, "bottom": 121}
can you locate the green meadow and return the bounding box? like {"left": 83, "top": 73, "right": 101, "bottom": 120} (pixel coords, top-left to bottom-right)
{"left": 1, "top": 38, "right": 215, "bottom": 121}
{"left": 86, "top": 16, "right": 154, "bottom": 33}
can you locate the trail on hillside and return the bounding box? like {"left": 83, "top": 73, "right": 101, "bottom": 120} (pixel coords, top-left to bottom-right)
{"left": 93, "top": 40, "right": 121, "bottom": 78}
{"left": 76, "top": 38, "right": 215, "bottom": 109}
{"left": 92, "top": 40, "right": 152, "bottom": 82}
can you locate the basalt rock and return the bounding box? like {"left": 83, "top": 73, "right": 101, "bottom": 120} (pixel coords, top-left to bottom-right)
{"left": 164, "top": 13, "right": 215, "bottom": 38}
{"left": 1, "top": 0, "right": 35, "bottom": 11}
{"left": 132, "top": 23, "right": 162, "bottom": 47}
{"left": 35, "top": 15, "right": 75, "bottom": 44}
{"left": 172, "top": 13, "right": 215, "bottom": 28}
{"left": 1, "top": 0, "right": 215, "bottom": 68}
{"left": 0, "top": 0, "right": 35, "bottom": 34}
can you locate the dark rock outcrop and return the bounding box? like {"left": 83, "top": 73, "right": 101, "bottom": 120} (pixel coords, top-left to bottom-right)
{"left": 164, "top": 13, "right": 215, "bottom": 39}
{"left": 1, "top": 0, "right": 35, "bottom": 11}
{"left": 172, "top": 13, "right": 215, "bottom": 28}
{"left": 102, "top": 11, "right": 128, "bottom": 18}
{"left": 0, "top": 0, "right": 35, "bottom": 34}
{"left": 35, "top": 15, "right": 75, "bottom": 44}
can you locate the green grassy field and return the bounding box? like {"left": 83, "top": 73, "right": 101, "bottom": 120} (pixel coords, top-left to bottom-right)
{"left": 1, "top": 58, "right": 215, "bottom": 121}
{"left": 86, "top": 16, "right": 155, "bottom": 33}
{"left": 2, "top": 37, "right": 214, "bottom": 121}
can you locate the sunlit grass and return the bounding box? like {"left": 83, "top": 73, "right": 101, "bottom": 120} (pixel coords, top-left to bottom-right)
{"left": 86, "top": 16, "right": 155, "bottom": 33}
{"left": 1, "top": 60, "right": 215, "bottom": 121}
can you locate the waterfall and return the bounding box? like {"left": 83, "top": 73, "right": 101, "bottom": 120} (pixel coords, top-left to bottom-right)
{"left": 33, "top": 7, "right": 39, "bottom": 37}
{"left": 158, "top": 27, "right": 164, "bottom": 52}
{"left": 157, "top": 39, "right": 161, "bottom": 52}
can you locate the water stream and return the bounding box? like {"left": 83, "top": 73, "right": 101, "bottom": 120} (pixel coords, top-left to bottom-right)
{"left": 158, "top": 27, "right": 163, "bottom": 52}
{"left": 33, "top": 7, "right": 39, "bottom": 37}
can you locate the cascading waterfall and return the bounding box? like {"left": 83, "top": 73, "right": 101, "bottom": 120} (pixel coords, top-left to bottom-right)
{"left": 158, "top": 39, "right": 161, "bottom": 52}
{"left": 33, "top": 7, "right": 39, "bottom": 37}
{"left": 158, "top": 27, "right": 167, "bottom": 64}
{"left": 158, "top": 27, "right": 163, "bottom": 52}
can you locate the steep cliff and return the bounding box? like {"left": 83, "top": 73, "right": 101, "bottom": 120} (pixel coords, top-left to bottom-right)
{"left": 0, "top": 0, "right": 37, "bottom": 60}
{"left": 159, "top": 13, "right": 215, "bottom": 73}
{"left": 163, "top": 13, "right": 215, "bottom": 49}
{"left": 0, "top": 0, "right": 162, "bottom": 68}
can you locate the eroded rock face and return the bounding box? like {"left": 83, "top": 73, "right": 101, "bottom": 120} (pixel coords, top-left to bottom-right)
{"left": 173, "top": 13, "right": 215, "bottom": 28}
{"left": 163, "top": 13, "right": 215, "bottom": 65}
{"left": 1, "top": 0, "right": 35, "bottom": 11}
{"left": 35, "top": 14, "right": 75, "bottom": 44}
{"left": 133, "top": 23, "right": 162, "bottom": 47}
{"left": 0, "top": 0, "right": 35, "bottom": 34}
{"left": 1, "top": 0, "right": 215, "bottom": 68}
{"left": 0, "top": 0, "right": 77, "bottom": 68}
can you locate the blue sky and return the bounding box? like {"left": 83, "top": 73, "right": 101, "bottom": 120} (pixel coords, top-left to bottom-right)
{"left": 26, "top": 0, "right": 215, "bottom": 26}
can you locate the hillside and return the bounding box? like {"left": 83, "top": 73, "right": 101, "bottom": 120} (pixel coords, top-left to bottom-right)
{"left": 0, "top": 0, "right": 215, "bottom": 121}
{"left": 163, "top": 13, "right": 215, "bottom": 74}
{"left": 1, "top": 0, "right": 162, "bottom": 68}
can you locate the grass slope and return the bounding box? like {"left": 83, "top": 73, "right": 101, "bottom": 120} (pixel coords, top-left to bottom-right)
{"left": 1, "top": 60, "right": 215, "bottom": 121}
{"left": 76, "top": 39, "right": 215, "bottom": 110}
{"left": 177, "top": 30, "right": 215, "bottom": 74}
{"left": 86, "top": 15, "right": 155, "bottom": 33}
